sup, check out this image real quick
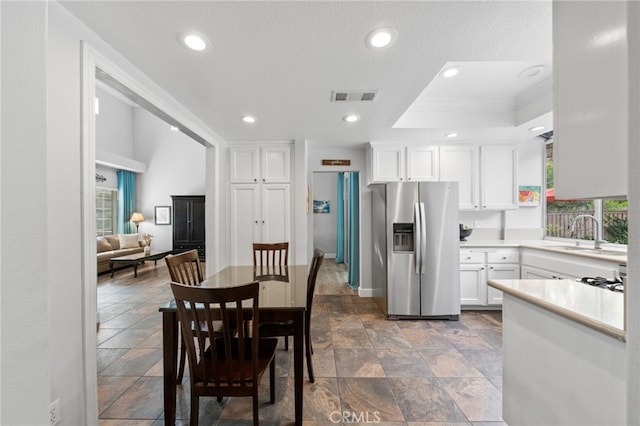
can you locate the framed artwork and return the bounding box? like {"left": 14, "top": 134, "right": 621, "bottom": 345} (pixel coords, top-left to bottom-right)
{"left": 518, "top": 186, "right": 541, "bottom": 206}
{"left": 313, "top": 200, "right": 330, "bottom": 214}
{"left": 155, "top": 205, "right": 171, "bottom": 225}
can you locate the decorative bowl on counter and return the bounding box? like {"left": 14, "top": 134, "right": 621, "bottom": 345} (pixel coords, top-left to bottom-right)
{"left": 459, "top": 226, "right": 473, "bottom": 241}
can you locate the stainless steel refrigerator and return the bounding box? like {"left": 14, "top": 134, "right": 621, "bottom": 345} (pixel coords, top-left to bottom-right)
{"left": 372, "top": 182, "right": 460, "bottom": 319}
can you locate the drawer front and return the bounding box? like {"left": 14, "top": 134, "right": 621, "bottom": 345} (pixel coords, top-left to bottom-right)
{"left": 460, "top": 251, "right": 486, "bottom": 263}
{"left": 487, "top": 252, "right": 519, "bottom": 264}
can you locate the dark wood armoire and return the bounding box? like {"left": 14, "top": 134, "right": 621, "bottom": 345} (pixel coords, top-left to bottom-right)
{"left": 172, "top": 195, "right": 205, "bottom": 260}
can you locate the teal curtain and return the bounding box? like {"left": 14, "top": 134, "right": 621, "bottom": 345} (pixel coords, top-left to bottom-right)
{"left": 117, "top": 170, "right": 136, "bottom": 234}
{"left": 336, "top": 173, "right": 345, "bottom": 263}
{"left": 347, "top": 172, "right": 359, "bottom": 289}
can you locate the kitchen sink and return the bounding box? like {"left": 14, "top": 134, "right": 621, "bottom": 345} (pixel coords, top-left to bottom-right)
{"left": 553, "top": 246, "right": 626, "bottom": 256}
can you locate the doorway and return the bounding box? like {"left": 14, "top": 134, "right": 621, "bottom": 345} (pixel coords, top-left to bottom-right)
{"left": 312, "top": 171, "right": 359, "bottom": 291}
{"left": 80, "top": 42, "right": 218, "bottom": 422}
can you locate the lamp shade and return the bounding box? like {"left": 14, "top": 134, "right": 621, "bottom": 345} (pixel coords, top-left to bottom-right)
{"left": 130, "top": 212, "right": 145, "bottom": 222}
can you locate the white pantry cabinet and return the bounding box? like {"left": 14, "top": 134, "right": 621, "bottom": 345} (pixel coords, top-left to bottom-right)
{"left": 229, "top": 143, "right": 292, "bottom": 265}
{"left": 368, "top": 144, "right": 439, "bottom": 183}
{"left": 553, "top": 1, "right": 628, "bottom": 198}
{"left": 230, "top": 145, "right": 291, "bottom": 183}
{"left": 440, "top": 145, "right": 479, "bottom": 210}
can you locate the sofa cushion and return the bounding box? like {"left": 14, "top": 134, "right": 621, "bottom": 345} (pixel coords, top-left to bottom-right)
{"left": 105, "top": 235, "right": 120, "bottom": 250}
{"left": 97, "top": 237, "right": 114, "bottom": 253}
{"left": 119, "top": 233, "right": 140, "bottom": 249}
{"left": 97, "top": 251, "right": 115, "bottom": 262}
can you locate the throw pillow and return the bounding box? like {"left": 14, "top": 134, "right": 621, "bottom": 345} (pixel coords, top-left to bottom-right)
{"left": 119, "top": 233, "right": 141, "bottom": 249}
{"left": 96, "top": 237, "right": 113, "bottom": 253}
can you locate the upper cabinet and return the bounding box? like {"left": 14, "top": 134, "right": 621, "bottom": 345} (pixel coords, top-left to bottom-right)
{"left": 553, "top": 1, "right": 628, "bottom": 198}
{"left": 440, "top": 144, "right": 517, "bottom": 210}
{"left": 230, "top": 145, "right": 291, "bottom": 183}
{"left": 368, "top": 144, "right": 439, "bottom": 183}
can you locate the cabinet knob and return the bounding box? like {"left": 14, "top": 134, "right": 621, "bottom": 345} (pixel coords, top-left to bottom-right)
{"left": 490, "top": 266, "right": 494, "bottom": 270}
{"left": 408, "top": 178, "right": 411, "bottom": 181}
{"left": 483, "top": 205, "right": 487, "bottom": 208}
{"left": 254, "top": 178, "right": 257, "bottom": 182}
{"left": 255, "top": 220, "right": 258, "bottom": 224}
{"left": 262, "top": 220, "right": 265, "bottom": 224}
{"left": 262, "top": 178, "right": 265, "bottom": 182}
{"left": 502, "top": 256, "right": 507, "bottom": 260}
{"left": 481, "top": 267, "right": 485, "bottom": 270}
{"left": 466, "top": 256, "right": 471, "bottom": 260}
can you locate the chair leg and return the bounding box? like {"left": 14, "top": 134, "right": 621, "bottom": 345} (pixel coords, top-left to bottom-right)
{"left": 253, "top": 392, "right": 260, "bottom": 426}
{"left": 284, "top": 334, "right": 289, "bottom": 351}
{"left": 305, "top": 332, "right": 315, "bottom": 383}
{"left": 269, "top": 357, "right": 276, "bottom": 404}
{"left": 178, "top": 344, "right": 186, "bottom": 383}
{"left": 190, "top": 394, "right": 199, "bottom": 426}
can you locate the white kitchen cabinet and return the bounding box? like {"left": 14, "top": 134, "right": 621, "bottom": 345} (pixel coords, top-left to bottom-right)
{"left": 440, "top": 144, "right": 516, "bottom": 211}
{"left": 368, "top": 144, "right": 439, "bottom": 183}
{"left": 230, "top": 184, "right": 291, "bottom": 265}
{"left": 460, "top": 263, "right": 486, "bottom": 306}
{"left": 440, "top": 145, "right": 479, "bottom": 210}
{"left": 460, "top": 248, "right": 519, "bottom": 308}
{"left": 553, "top": 1, "right": 628, "bottom": 199}
{"left": 481, "top": 145, "right": 518, "bottom": 210}
{"left": 230, "top": 145, "right": 290, "bottom": 183}
{"left": 520, "top": 248, "right": 621, "bottom": 282}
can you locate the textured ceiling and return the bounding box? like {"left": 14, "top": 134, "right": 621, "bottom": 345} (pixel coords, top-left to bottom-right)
{"left": 60, "top": 1, "right": 553, "bottom": 147}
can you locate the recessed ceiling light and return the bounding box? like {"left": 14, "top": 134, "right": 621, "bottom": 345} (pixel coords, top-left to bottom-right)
{"left": 365, "top": 28, "right": 397, "bottom": 48}
{"left": 343, "top": 114, "right": 361, "bottom": 123}
{"left": 440, "top": 67, "right": 460, "bottom": 78}
{"left": 529, "top": 126, "right": 545, "bottom": 132}
{"left": 170, "top": 125, "right": 179, "bottom": 131}
{"left": 179, "top": 32, "right": 210, "bottom": 51}
{"left": 242, "top": 115, "right": 256, "bottom": 124}
{"left": 518, "top": 65, "right": 545, "bottom": 78}
{"left": 445, "top": 132, "right": 459, "bottom": 138}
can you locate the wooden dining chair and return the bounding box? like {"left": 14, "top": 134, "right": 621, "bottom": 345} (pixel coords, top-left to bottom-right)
{"left": 253, "top": 242, "right": 289, "bottom": 268}
{"left": 165, "top": 249, "right": 204, "bottom": 285}
{"left": 165, "top": 249, "right": 206, "bottom": 383}
{"left": 171, "top": 281, "right": 277, "bottom": 426}
{"left": 259, "top": 248, "right": 324, "bottom": 382}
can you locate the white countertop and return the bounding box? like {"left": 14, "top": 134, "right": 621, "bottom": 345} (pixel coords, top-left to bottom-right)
{"left": 461, "top": 239, "right": 627, "bottom": 264}
{"left": 488, "top": 278, "right": 625, "bottom": 340}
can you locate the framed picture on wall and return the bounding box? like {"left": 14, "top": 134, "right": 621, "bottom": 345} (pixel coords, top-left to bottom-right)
{"left": 313, "top": 200, "right": 330, "bottom": 214}
{"left": 155, "top": 206, "right": 171, "bottom": 224}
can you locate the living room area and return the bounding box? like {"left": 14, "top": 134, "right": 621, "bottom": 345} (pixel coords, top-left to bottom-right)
{"left": 94, "top": 80, "right": 207, "bottom": 279}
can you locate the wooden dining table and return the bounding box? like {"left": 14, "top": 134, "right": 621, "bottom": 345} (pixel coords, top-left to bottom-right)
{"left": 159, "top": 264, "right": 309, "bottom": 425}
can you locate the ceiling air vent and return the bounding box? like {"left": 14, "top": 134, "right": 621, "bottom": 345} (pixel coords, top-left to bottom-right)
{"left": 331, "top": 90, "right": 378, "bottom": 102}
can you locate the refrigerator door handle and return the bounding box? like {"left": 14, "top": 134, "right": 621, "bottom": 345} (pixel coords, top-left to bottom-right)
{"left": 419, "top": 202, "right": 427, "bottom": 275}
{"left": 414, "top": 202, "right": 421, "bottom": 275}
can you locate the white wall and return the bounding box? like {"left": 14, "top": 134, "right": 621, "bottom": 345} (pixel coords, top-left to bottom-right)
{"left": 133, "top": 108, "right": 206, "bottom": 251}
{"left": 0, "top": 2, "right": 226, "bottom": 423}
{"left": 95, "top": 86, "right": 134, "bottom": 158}
{"left": 312, "top": 172, "right": 339, "bottom": 257}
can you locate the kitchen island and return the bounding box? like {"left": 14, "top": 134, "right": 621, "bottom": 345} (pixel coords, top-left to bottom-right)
{"left": 488, "top": 278, "right": 626, "bottom": 425}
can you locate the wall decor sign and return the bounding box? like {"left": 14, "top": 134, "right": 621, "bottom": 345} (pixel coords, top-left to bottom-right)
{"left": 322, "top": 159, "right": 351, "bottom": 166}
{"left": 313, "top": 200, "right": 330, "bottom": 214}
{"left": 155, "top": 205, "right": 171, "bottom": 225}
{"left": 518, "top": 186, "right": 541, "bottom": 206}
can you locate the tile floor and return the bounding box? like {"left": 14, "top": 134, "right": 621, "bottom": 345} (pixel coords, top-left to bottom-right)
{"left": 97, "top": 259, "right": 506, "bottom": 425}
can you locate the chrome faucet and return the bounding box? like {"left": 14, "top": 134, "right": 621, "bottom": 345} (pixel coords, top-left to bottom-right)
{"left": 569, "top": 214, "right": 606, "bottom": 249}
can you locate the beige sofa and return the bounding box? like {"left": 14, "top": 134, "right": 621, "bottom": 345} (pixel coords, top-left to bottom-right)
{"left": 97, "top": 234, "right": 146, "bottom": 274}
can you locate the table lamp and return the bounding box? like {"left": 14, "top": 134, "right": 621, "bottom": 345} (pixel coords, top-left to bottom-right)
{"left": 130, "top": 212, "right": 144, "bottom": 233}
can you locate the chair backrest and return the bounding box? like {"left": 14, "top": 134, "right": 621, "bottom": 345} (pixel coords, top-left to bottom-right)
{"left": 306, "top": 249, "right": 325, "bottom": 315}
{"left": 170, "top": 281, "right": 260, "bottom": 387}
{"left": 165, "top": 250, "right": 204, "bottom": 285}
{"left": 253, "top": 242, "right": 289, "bottom": 267}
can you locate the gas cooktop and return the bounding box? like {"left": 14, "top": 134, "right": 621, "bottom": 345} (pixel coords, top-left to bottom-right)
{"left": 577, "top": 276, "right": 624, "bottom": 293}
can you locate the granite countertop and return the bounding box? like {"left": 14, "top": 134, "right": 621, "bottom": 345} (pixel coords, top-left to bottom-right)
{"left": 488, "top": 278, "right": 625, "bottom": 341}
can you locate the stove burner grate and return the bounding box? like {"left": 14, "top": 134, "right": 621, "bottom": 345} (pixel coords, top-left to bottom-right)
{"left": 578, "top": 276, "right": 624, "bottom": 292}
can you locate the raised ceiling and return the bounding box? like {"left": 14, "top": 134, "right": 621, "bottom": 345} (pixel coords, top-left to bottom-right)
{"left": 60, "top": 1, "right": 553, "bottom": 147}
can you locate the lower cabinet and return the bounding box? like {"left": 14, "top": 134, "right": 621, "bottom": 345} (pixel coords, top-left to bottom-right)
{"left": 460, "top": 248, "right": 520, "bottom": 308}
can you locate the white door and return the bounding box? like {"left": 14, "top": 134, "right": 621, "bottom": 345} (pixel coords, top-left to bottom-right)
{"left": 230, "top": 147, "right": 260, "bottom": 183}
{"left": 262, "top": 146, "right": 291, "bottom": 183}
{"left": 230, "top": 185, "right": 260, "bottom": 265}
{"left": 481, "top": 145, "right": 517, "bottom": 210}
{"left": 460, "top": 264, "right": 486, "bottom": 306}
{"left": 372, "top": 146, "right": 404, "bottom": 182}
{"left": 262, "top": 184, "right": 290, "bottom": 243}
{"left": 406, "top": 146, "right": 439, "bottom": 181}
{"left": 487, "top": 264, "right": 519, "bottom": 305}
{"left": 440, "top": 145, "right": 479, "bottom": 210}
